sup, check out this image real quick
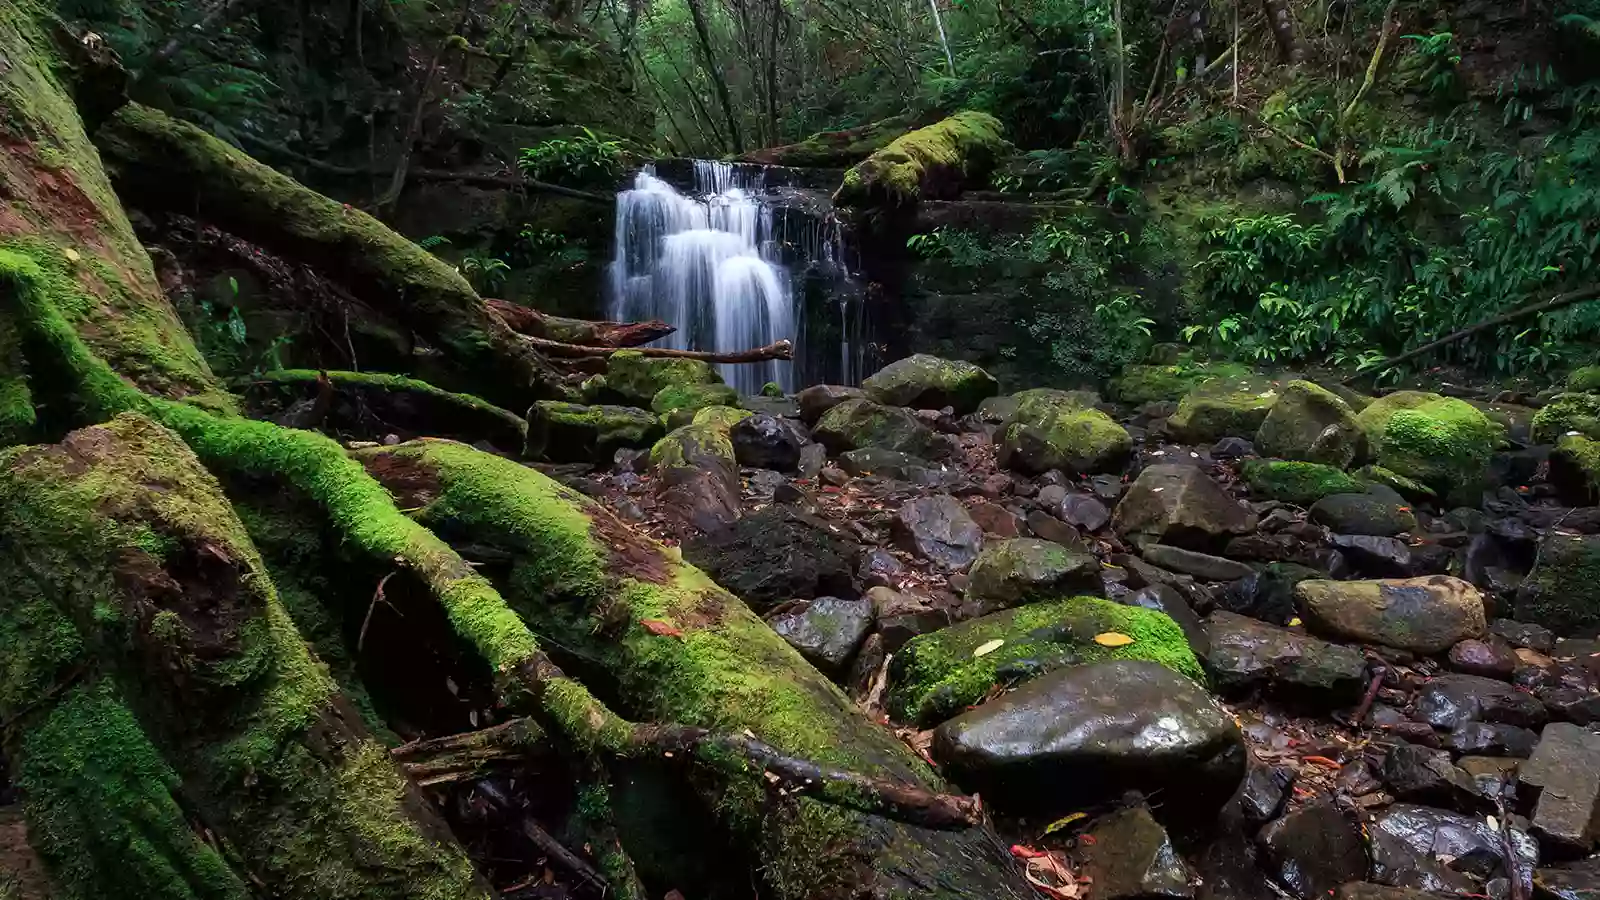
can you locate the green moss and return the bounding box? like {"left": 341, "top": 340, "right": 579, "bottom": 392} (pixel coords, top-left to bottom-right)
{"left": 1168, "top": 374, "right": 1281, "bottom": 442}
{"left": 1354, "top": 390, "right": 1441, "bottom": 451}
{"left": 1254, "top": 380, "right": 1361, "bottom": 467}
{"left": 999, "top": 397, "right": 1132, "bottom": 475}
{"left": 834, "top": 111, "right": 1007, "bottom": 207}
{"left": 1550, "top": 434, "right": 1600, "bottom": 504}
{"left": 692, "top": 405, "right": 753, "bottom": 429}
{"left": 1378, "top": 399, "right": 1502, "bottom": 499}
{"left": 1109, "top": 362, "right": 1253, "bottom": 405}
{"left": 652, "top": 382, "right": 740, "bottom": 428}
{"left": 1241, "top": 459, "right": 1363, "bottom": 505}
{"left": 1353, "top": 464, "right": 1436, "bottom": 501}
{"left": 1519, "top": 532, "right": 1600, "bottom": 636}
{"left": 650, "top": 422, "right": 736, "bottom": 470}
{"left": 761, "top": 381, "right": 785, "bottom": 398}
{"left": 604, "top": 350, "right": 721, "bottom": 405}
{"left": 886, "top": 595, "right": 1205, "bottom": 727}
{"left": 1533, "top": 393, "right": 1600, "bottom": 443}
{"left": 0, "top": 308, "right": 34, "bottom": 443}
{"left": 1567, "top": 366, "right": 1600, "bottom": 393}
{"left": 253, "top": 369, "right": 526, "bottom": 440}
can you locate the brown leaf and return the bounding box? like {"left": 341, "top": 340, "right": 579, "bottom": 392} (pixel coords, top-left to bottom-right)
{"left": 640, "top": 619, "right": 684, "bottom": 638}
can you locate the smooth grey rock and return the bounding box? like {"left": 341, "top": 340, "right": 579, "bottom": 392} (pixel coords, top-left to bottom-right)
{"left": 838, "top": 447, "right": 932, "bottom": 478}
{"left": 1521, "top": 722, "right": 1600, "bottom": 855}
{"left": 1444, "top": 721, "right": 1538, "bottom": 758}
{"left": 1143, "top": 544, "right": 1255, "bottom": 582}
{"left": 1415, "top": 674, "right": 1548, "bottom": 730}
{"left": 1113, "top": 464, "right": 1258, "bottom": 551}
{"left": 770, "top": 596, "right": 873, "bottom": 677}
{"left": 1204, "top": 611, "right": 1367, "bottom": 700}
{"left": 1330, "top": 534, "right": 1416, "bottom": 578}
{"left": 1059, "top": 493, "right": 1112, "bottom": 531}
{"left": 730, "top": 414, "right": 811, "bottom": 471}
{"left": 1217, "top": 563, "right": 1322, "bottom": 626}
{"left": 893, "top": 495, "right": 984, "bottom": 571}
{"left": 1535, "top": 857, "right": 1600, "bottom": 900}
{"left": 796, "top": 384, "right": 866, "bottom": 423}
{"left": 1309, "top": 485, "right": 1418, "bottom": 536}
{"left": 1447, "top": 637, "right": 1519, "bottom": 679}
{"left": 1298, "top": 575, "right": 1487, "bottom": 653}
{"left": 1235, "top": 762, "right": 1294, "bottom": 826}
{"left": 1377, "top": 743, "right": 1477, "bottom": 805}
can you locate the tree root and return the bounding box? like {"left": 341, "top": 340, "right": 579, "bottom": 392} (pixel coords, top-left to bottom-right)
{"left": 527, "top": 336, "right": 794, "bottom": 363}
{"left": 241, "top": 369, "right": 527, "bottom": 451}
{"left": 487, "top": 299, "right": 675, "bottom": 348}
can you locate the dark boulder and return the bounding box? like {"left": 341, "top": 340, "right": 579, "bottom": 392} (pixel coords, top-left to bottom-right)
{"left": 893, "top": 495, "right": 984, "bottom": 571}
{"left": 1113, "top": 464, "right": 1258, "bottom": 551}
{"left": 1217, "top": 563, "right": 1323, "bottom": 625}
{"left": 1257, "top": 800, "right": 1371, "bottom": 900}
{"left": 1368, "top": 804, "right": 1536, "bottom": 897}
{"left": 796, "top": 384, "right": 866, "bottom": 423}
{"left": 1415, "top": 674, "right": 1548, "bottom": 731}
{"left": 769, "top": 596, "right": 874, "bottom": 677}
{"left": 730, "top": 414, "right": 812, "bottom": 471}
{"left": 1204, "top": 611, "right": 1367, "bottom": 701}
{"left": 682, "top": 508, "right": 857, "bottom": 609}
{"left": 1083, "top": 805, "right": 1196, "bottom": 900}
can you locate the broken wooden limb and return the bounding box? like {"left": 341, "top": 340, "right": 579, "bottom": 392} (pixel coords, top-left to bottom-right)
{"left": 525, "top": 336, "right": 794, "bottom": 363}
{"left": 486, "top": 299, "right": 675, "bottom": 347}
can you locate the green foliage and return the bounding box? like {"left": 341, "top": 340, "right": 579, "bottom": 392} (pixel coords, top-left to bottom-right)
{"left": 457, "top": 254, "right": 511, "bottom": 294}
{"left": 517, "top": 127, "right": 625, "bottom": 187}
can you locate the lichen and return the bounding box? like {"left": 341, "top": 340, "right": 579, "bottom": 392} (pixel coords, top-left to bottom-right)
{"left": 1240, "top": 459, "right": 1363, "bottom": 506}
{"left": 999, "top": 395, "right": 1132, "bottom": 475}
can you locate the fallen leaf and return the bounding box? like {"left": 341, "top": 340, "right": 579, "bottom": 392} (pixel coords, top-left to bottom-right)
{"left": 974, "top": 639, "right": 1005, "bottom": 657}
{"left": 1288, "top": 617, "right": 1303, "bottom": 627}
{"left": 1042, "top": 812, "right": 1087, "bottom": 835}
{"left": 63, "top": 248, "right": 80, "bottom": 262}
{"left": 1093, "top": 632, "right": 1135, "bottom": 647}
{"left": 640, "top": 619, "right": 684, "bottom": 638}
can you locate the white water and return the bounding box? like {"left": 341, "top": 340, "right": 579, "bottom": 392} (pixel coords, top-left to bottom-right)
{"left": 607, "top": 160, "right": 794, "bottom": 395}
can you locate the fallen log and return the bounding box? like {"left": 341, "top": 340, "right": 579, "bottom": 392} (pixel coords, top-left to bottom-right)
{"left": 242, "top": 369, "right": 528, "bottom": 451}
{"left": 486, "top": 299, "right": 675, "bottom": 347}
{"left": 527, "top": 336, "right": 793, "bottom": 363}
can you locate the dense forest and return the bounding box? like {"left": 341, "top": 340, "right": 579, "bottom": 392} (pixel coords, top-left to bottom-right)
{"left": 9, "top": 0, "right": 1600, "bottom": 899}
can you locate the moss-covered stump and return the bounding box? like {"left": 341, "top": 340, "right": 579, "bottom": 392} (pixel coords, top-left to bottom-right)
{"left": 1355, "top": 391, "right": 1502, "bottom": 502}
{"left": 0, "top": 414, "right": 487, "bottom": 900}
{"left": 812, "top": 397, "right": 948, "bottom": 458}
{"left": 600, "top": 351, "right": 722, "bottom": 407}
{"left": 353, "top": 441, "right": 1033, "bottom": 900}
{"left": 248, "top": 369, "right": 527, "bottom": 452}
{"left": 649, "top": 420, "right": 742, "bottom": 533}
{"left": 1550, "top": 434, "right": 1600, "bottom": 505}
{"left": 1241, "top": 459, "right": 1363, "bottom": 506}
{"left": 833, "top": 111, "right": 1008, "bottom": 208}
{"left": 861, "top": 353, "right": 1000, "bottom": 414}
{"left": 1168, "top": 375, "right": 1282, "bottom": 443}
{"left": 528, "top": 400, "right": 661, "bottom": 463}
{"left": 92, "top": 105, "right": 553, "bottom": 408}
{"left": 997, "top": 388, "right": 1132, "bottom": 475}
{"left": 1255, "top": 380, "right": 1362, "bottom": 467}
{"left": 1517, "top": 532, "right": 1600, "bottom": 637}
{"left": 651, "top": 382, "right": 740, "bottom": 429}
{"left": 886, "top": 596, "right": 1205, "bottom": 728}
{"left": 1532, "top": 393, "right": 1600, "bottom": 444}
{"left": 1108, "top": 362, "right": 1253, "bottom": 405}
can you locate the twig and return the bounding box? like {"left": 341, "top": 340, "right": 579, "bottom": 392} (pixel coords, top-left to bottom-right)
{"left": 520, "top": 819, "right": 608, "bottom": 890}
{"left": 357, "top": 571, "right": 396, "bottom": 653}
{"left": 1346, "top": 665, "right": 1387, "bottom": 727}
{"left": 524, "top": 336, "right": 794, "bottom": 363}
{"left": 486, "top": 300, "right": 675, "bottom": 347}
{"left": 1493, "top": 773, "right": 1528, "bottom": 900}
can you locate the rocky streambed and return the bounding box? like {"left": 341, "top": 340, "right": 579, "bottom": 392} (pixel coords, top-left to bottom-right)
{"left": 528, "top": 350, "right": 1600, "bottom": 900}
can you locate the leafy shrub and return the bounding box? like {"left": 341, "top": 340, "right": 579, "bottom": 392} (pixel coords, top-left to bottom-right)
{"left": 517, "top": 127, "right": 625, "bottom": 187}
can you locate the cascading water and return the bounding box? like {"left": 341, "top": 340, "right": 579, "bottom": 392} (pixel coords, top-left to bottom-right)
{"left": 607, "top": 160, "right": 870, "bottom": 394}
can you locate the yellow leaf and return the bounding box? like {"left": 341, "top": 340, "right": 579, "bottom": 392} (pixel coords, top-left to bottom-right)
{"left": 974, "top": 639, "right": 1005, "bottom": 657}
{"left": 1094, "top": 632, "right": 1134, "bottom": 647}
{"left": 63, "top": 248, "right": 80, "bottom": 262}
{"left": 1042, "top": 812, "right": 1087, "bottom": 835}
{"left": 1288, "top": 617, "right": 1303, "bottom": 627}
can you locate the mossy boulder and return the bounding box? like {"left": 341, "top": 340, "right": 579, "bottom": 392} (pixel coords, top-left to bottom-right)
{"left": 997, "top": 389, "right": 1132, "bottom": 475}
{"left": 1255, "top": 380, "right": 1363, "bottom": 467}
{"left": 1566, "top": 366, "right": 1600, "bottom": 393}
{"left": 965, "top": 538, "right": 1101, "bottom": 616}
{"left": 1241, "top": 459, "right": 1363, "bottom": 506}
{"left": 652, "top": 382, "right": 741, "bottom": 428}
{"left": 650, "top": 421, "right": 741, "bottom": 531}
{"left": 1517, "top": 532, "right": 1600, "bottom": 636}
{"left": 691, "top": 405, "right": 754, "bottom": 430}
{"left": 604, "top": 350, "right": 723, "bottom": 406}
{"left": 1356, "top": 392, "right": 1502, "bottom": 501}
{"left": 861, "top": 353, "right": 999, "bottom": 414}
{"left": 1308, "top": 484, "right": 1417, "bottom": 536}
{"left": 812, "top": 398, "right": 947, "bottom": 458}
{"left": 1532, "top": 393, "right": 1600, "bottom": 444}
{"left": 528, "top": 400, "right": 661, "bottom": 462}
{"left": 886, "top": 595, "right": 1206, "bottom": 727}
{"left": 1549, "top": 434, "right": 1600, "bottom": 505}
{"left": 1109, "top": 362, "right": 1254, "bottom": 405}
{"left": 739, "top": 114, "right": 917, "bottom": 167}
{"left": 1354, "top": 465, "right": 1436, "bottom": 502}
{"left": 833, "top": 111, "right": 1007, "bottom": 208}
{"left": 1168, "top": 375, "right": 1282, "bottom": 443}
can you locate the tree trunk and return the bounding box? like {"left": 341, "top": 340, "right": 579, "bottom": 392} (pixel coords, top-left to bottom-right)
{"left": 684, "top": 0, "right": 745, "bottom": 154}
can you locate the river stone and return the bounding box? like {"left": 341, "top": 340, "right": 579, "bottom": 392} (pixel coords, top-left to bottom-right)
{"left": 965, "top": 538, "right": 1100, "bottom": 615}
{"left": 1378, "top": 743, "right": 1477, "bottom": 805}
{"left": 1329, "top": 534, "right": 1416, "bottom": 578}
{"left": 770, "top": 596, "right": 873, "bottom": 677}
{"left": 1444, "top": 721, "right": 1538, "bottom": 758}
{"left": 861, "top": 354, "right": 999, "bottom": 414}
{"left": 1059, "top": 493, "right": 1112, "bottom": 531}
{"left": 1169, "top": 375, "right": 1282, "bottom": 444}
{"left": 1083, "top": 805, "right": 1196, "bottom": 900}
{"left": 998, "top": 389, "right": 1133, "bottom": 476}
{"left": 1414, "top": 673, "right": 1549, "bottom": 730}
{"left": 1204, "top": 611, "right": 1367, "bottom": 700}
{"left": 1517, "top": 533, "right": 1600, "bottom": 638}
{"left": 1026, "top": 510, "right": 1084, "bottom": 547}
{"left": 796, "top": 384, "right": 867, "bottom": 423}
{"left": 1298, "top": 576, "right": 1487, "bottom": 654}
{"left": 1491, "top": 619, "right": 1555, "bottom": 654}
{"left": 1142, "top": 545, "right": 1255, "bottom": 582}
{"left": 1535, "top": 858, "right": 1600, "bottom": 900}
{"left": 528, "top": 401, "right": 662, "bottom": 463}
{"left": 1309, "top": 484, "right": 1418, "bottom": 536}
{"left": 651, "top": 422, "right": 742, "bottom": 532}
{"left": 1257, "top": 799, "right": 1371, "bottom": 900}
{"left": 729, "top": 414, "right": 811, "bottom": 471}
{"left": 1217, "top": 563, "right": 1322, "bottom": 626}
{"left": 1368, "top": 804, "right": 1537, "bottom": 897}
{"left": 1124, "top": 585, "right": 1209, "bottom": 658}
{"left": 1113, "top": 464, "right": 1259, "bottom": 551}
{"left": 682, "top": 507, "right": 856, "bottom": 608}
{"left": 932, "top": 660, "right": 1245, "bottom": 816}
{"left": 1241, "top": 459, "right": 1364, "bottom": 506}
{"left": 893, "top": 496, "right": 983, "bottom": 571}
{"left": 1256, "top": 380, "right": 1363, "bottom": 467}
{"left": 1520, "top": 723, "right": 1600, "bottom": 855}
{"left": 604, "top": 350, "right": 721, "bottom": 406}
{"left": 813, "top": 398, "right": 947, "bottom": 458}
{"left": 1447, "top": 637, "right": 1519, "bottom": 679}
{"left": 869, "top": 587, "right": 948, "bottom": 652}
{"left": 837, "top": 447, "right": 932, "bottom": 479}
{"left": 1236, "top": 762, "right": 1294, "bottom": 826}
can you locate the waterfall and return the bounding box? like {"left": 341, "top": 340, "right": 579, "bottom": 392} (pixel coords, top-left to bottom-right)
{"left": 608, "top": 160, "right": 795, "bottom": 395}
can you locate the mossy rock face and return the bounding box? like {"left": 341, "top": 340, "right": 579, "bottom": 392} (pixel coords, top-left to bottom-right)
{"left": 1354, "top": 465, "right": 1436, "bottom": 502}
{"left": 530, "top": 400, "right": 661, "bottom": 462}
{"left": 861, "top": 353, "right": 1000, "bottom": 414}
{"left": 1168, "top": 375, "right": 1282, "bottom": 443}
{"left": 1566, "top": 366, "right": 1600, "bottom": 393}
{"left": 1549, "top": 434, "right": 1600, "bottom": 505}
{"left": 1532, "top": 393, "right": 1600, "bottom": 444}
{"left": 651, "top": 420, "right": 743, "bottom": 531}
{"left": 604, "top": 350, "right": 722, "bottom": 406}
{"left": 965, "top": 538, "right": 1101, "bottom": 616}
{"left": 885, "top": 595, "right": 1205, "bottom": 727}
{"left": 833, "top": 111, "right": 1007, "bottom": 208}
{"left": 1255, "top": 380, "right": 1362, "bottom": 467}
{"left": 812, "top": 398, "right": 946, "bottom": 458}
{"left": 1241, "top": 459, "right": 1363, "bottom": 506}
{"left": 1109, "top": 362, "right": 1254, "bottom": 405}
{"left": 997, "top": 390, "right": 1132, "bottom": 476}
{"left": 691, "top": 405, "right": 754, "bottom": 430}
{"left": 652, "top": 382, "right": 741, "bottom": 428}
{"left": 1359, "top": 395, "right": 1502, "bottom": 502}
{"left": 1518, "top": 532, "right": 1600, "bottom": 636}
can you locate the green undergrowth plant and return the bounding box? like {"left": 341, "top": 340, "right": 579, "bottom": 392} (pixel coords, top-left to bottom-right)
{"left": 517, "top": 127, "right": 625, "bottom": 187}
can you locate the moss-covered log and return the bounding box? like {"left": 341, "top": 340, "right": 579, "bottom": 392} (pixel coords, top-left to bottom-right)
{"left": 833, "top": 111, "right": 1008, "bottom": 209}
{"left": 354, "top": 440, "right": 1033, "bottom": 900}
{"left": 92, "top": 104, "right": 558, "bottom": 408}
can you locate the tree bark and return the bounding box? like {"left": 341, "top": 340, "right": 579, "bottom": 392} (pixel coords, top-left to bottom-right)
{"left": 486, "top": 299, "right": 675, "bottom": 347}
{"left": 684, "top": 0, "right": 745, "bottom": 153}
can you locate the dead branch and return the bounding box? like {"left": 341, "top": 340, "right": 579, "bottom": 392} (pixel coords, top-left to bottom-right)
{"left": 520, "top": 819, "right": 608, "bottom": 890}
{"left": 524, "top": 336, "right": 794, "bottom": 363}
{"left": 486, "top": 299, "right": 675, "bottom": 347}
{"left": 1340, "top": 0, "right": 1399, "bottom": 124}
{"left": 392, "top": 717, "right": 550, "bottom": 786}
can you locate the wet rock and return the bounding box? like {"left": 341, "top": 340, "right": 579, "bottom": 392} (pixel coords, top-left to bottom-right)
{"left": 932, "top": 660, "right": 1244, "bottom": 816}
{"left": 1415, "top": 674, "right": 1548, "bottom": 730}
{"left": 1195, "top": 828, "right": 1279, "bottom": 900}
{"left": 893, "top": 496, "right": 984, "bottom": 571}
{"left": 1517, "top": 533, "right": 1600, "bottom": 638}
{"left": 1256, "top": 380, "right": 1363, "bottom": 468}
{"left": 965, "top": 500, "right": 1024, "bottom": 537}
{"left": 529, "top": 401, "right": 662, "bottom": 463}
{"left": 1059, "top": 493, "right": 1112, "bottom": 532}
{"left": 1378, "top": 743, "right": 1478, "bottom": 804}
{"left": 1037, "top": 484, "right": 1069, "bottom": 507}
{"left": 819, "top": 464, "right": 848, "bottom": 486}
{"left": 1226, "top": 534, "right": 1351, "bottom": 576}
{"left": 1217, "top": 563, "right": 1323, "bottom": 625}
{"left": 1491, "top": 620, "right": 1555, "bottom": 654}
{"left": 1328, "top": 533, "right": 1416, "bottom": 578}
{"left": 746, "top": 468, "right": 787, "bottom": 500}
{"left": 797, "top": 441, "right": 826, "bottom": 478}
{"left": 1083, "top": 805, "right": 1196, "bottom": 900}
{"left": 1235, "top": 763, "right": 1294, "bottom": 826}
{"left": 1242, "top": 459, "right": 1363, "bottom": 506}
{"left": 1444, "top": 722, "right": 1538, "bottom": 758}
{"left": 1114, "top": 464, "right": 1259, "bottom": 552}
{"left": 1368, "top": 804, "right": 1536, "bottom": 896}
{"left": 965, "top": 538, "right": 1099, "bottom": 615}
{"left": 1298, "top": 576, "right": 1487, "bottom": 654}
{"left": 796, "top": 384, "right": 866, "bottom": 423}
{"left": 1143, "top": 545, "right": 1255, "bottom": 582}
{"left": 1534, "top": 857, "right": 1600, "bottom": 900}
{"left": 998, "top": 389, "right": 1133, "bottom": 475}
{"left": 683, "top": 508, "right": 856, "bottom": 608}
{"left": 1125, "top": 585, "right": 1210, "bottom": 658}
{"left": 652, "top": 422, "right": 743, "bottom": 532}
{"left": 730, "top": 414, "right": 811, "bottom": 471}
{"left": 837, "top": 447, "right": 931, "bottom": 478}
{"left": 862, "top": 354, "right": 999, "bottom": 415}
{"left": 813, "top": 398, "right": 948, "bottom": 458}
{"left": 1357, "top": 391, "right": 1504, "bottom": 503}
{"left": 857, "top": 548, "right": 903, "bottom": 589}
{"left": 770, "top": 596, "right": 873, "bottom": 677}
{"left": 1310, "top": 484, "right": 1419, "bottom": 536}
{"left": 1338, "top": 758, "right": 1384, "bottom": 796}
{"left": 1204, "top": 611, "right": 1368, "bottom": 700}
{"left": 1025, "top": 510, "right": 1084, "bottom": 547}
{"left": 847, "top": 632, "right": 887, "bottom": 701}
{"left": 1212, "top": 437, "right": 1257, "bottom": 459}
{"left": 1090, "top": 474, "right": 1126, "bottom": 502}
{"left": 1169, "top": 375, "right": 1282, "bottom": 444}
{"left": 1448, "top": 638, "right": 1520, "bottom": 679}
{"left": 1540, "top": 688, "right": 1600, "bottom": 726}
{"left": 1257, "top": 800, "right": 1371, "bottom": 900}
{"left": 869, "top": 587, "right": 948, "bottom": 652}
{"left": 1520, "top": 723, "right": 1600, "bottom": 855}
{"left": 1335, "top": 884, "right": 1449, "bottom": 900}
